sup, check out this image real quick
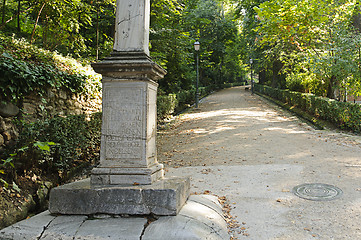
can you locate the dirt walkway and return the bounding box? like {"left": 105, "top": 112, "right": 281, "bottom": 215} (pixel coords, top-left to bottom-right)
{"left": 157, "top": 86, "right": 361, "bottom": 239}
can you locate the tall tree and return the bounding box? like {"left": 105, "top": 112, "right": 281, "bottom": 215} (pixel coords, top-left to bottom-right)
{"left": 247, "top": 0, "right": 361, "bottom": 98}
{"left": 1, "top": 0, "right": 5, "bottom": 24}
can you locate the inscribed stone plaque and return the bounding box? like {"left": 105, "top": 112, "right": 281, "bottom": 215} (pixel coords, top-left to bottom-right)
{"left": 101, "top": 82, "right": 146, "bottom": 165}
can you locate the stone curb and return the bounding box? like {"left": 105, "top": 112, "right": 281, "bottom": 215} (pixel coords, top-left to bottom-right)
{"left": 0, "top": 195, "right": 229, "bottom": 240}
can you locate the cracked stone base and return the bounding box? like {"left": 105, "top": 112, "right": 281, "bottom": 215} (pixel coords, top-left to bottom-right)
{"left": 48, "top": 177, "right": 190, "bottom": 216}
{"left": 0, "top": 195, "right": 229, "bottom": 240}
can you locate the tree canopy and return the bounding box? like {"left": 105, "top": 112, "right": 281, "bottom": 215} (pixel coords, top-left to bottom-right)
{"left": 5, "top": 0, "right": 361, "bottom": 100}
{"left": 1, "top": 0, "right": 245, "bottom": 95}
{"left": 234, "top": 0, "right": 361, "bottom": 99}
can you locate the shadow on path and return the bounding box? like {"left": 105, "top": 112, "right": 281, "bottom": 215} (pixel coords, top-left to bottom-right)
{"left": 158, "top": 86, "right": 361, "bottom": 239}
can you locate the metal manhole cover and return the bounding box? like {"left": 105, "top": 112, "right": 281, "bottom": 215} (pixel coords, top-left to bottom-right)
{"left": 292, "top": 183, "right": 343, "bottom": 201}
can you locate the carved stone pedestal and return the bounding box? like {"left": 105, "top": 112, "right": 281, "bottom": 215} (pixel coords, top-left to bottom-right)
{"left": 48, "top": 52, "right": 190, "bottom": 215}
{"left": 90, "top": 52, "right": 166, "bottom": 186}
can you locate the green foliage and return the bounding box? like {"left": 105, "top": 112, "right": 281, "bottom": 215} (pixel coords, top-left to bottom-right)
{"left": 2, "top": 0, "right": 244, "bottom": 99}
{"left": 255, "top": 84, "right": 361, "bottom": 133}
{"left": 0, "top": 153, "right": 17, "bottom": 186}
{"left": 1, "top": 0, "right": 116, "bottom": 60}
{"left": 285, "top": 70, "right": 327, "bottom": 96}
{"left": 0, "top": 34, "right": 101, "bottom": 103}
{"left": 157, "top": 94, "right": 178, "bottom": 120}
{"left": 18, "top": 114, "right": 98, "bottom": 174}
{"left": 0, "top": 112, "right": 103, "bottom": 185}
{"left": 150, "top": 0, "right": 244, "bottom": 94}
{"left": 0, "top": 178, "right": 8, "bottom": 188}
{"left": 0, "top": 52, "right": 85, "bottom": 102}
{"left": 33, "top": 141, "right": 57, "bottom": 152}
{"left": 250, "top": 0, "right": 361, "bottom": 99}
{"left": 0, "top": 140, "right": 56, "bottom": 189}
{"left": 11, "top": 181, "right": 20, "bottom": 192}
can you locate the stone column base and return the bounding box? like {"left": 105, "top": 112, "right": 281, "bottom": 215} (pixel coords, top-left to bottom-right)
{"left": 90, "top": 164, "right": 164, "bottom": 186}
{"left": 49, "top": 177, "right": 190, "bottom": 216}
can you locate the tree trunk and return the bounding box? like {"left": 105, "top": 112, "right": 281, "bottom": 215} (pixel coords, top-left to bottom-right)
{"left": 353, "top": 13, "right": 361, "bottom": 32}
{"left": 30, "top": 1, "right": 46, "bottom": 44}
{"left": 17, "top": 0, "right": 20, "bottom": 32}
{"left": 259, "top": 68, "right": 266, "bottom": 85}
{"left": 43, "top": 14, "right": 48, "bottom": 48}
{"left": 327, "top": 76, "right": 336, "bottom": 99}
{"left": 271, "top": 60, "right": 282, "bottom": 88}
{"left": 2, "top": 0, "right": 6, "bottom": 24}
{"left": 96, "top": 4, "right": 99, "bottom": 60}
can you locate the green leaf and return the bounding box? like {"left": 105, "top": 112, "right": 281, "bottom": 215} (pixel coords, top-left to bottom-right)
{"left": 2, "top": 52, "right": 13, "bottom": 59}
{"left": 34, "top": 142, "right": 50, "bottom": 151}
{"left": 18, "top": 146, "right": 29, "bottom": 152}
{"left": 2, "top": 157, "right": 15, "bottom": 168}
{"left": 12, "top": 181, "right": 21, "bottom": 192}
{"left": 0, "top": 178, "right": 9, "bottom": 188}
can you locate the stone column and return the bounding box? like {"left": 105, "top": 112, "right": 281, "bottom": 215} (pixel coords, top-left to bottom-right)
{"left": 89, "top": 0, "right": 162, "bottom": 185}
{"left": 113, "top": 0, "right": 150, "bottom": 55}
{"left": 48, "top": 0, "right": 190, "bottom": 216}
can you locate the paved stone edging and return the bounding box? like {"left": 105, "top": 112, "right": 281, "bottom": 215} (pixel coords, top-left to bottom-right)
{"left": 0, "top": 195, "right": 229, "bottom": 240}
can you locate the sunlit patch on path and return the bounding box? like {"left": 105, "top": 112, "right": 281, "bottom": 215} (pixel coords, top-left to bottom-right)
{"left": 157, "top": 86, "right": 361, "bottom": 239}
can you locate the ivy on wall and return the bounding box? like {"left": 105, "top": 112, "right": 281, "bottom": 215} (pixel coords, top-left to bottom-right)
{"left": 0, "top": 34, "right": 101, "bottom": 104}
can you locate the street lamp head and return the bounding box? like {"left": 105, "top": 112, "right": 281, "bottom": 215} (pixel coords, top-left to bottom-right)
{"left": 194, "top": 41, "right": 200, "bottom": 51}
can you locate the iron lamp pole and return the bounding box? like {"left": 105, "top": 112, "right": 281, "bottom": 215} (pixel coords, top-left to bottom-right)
{"left": 250, "top": 58, "right": 254, "bottom": 95}
{"left": 194, "top": 41, "right": 200, "bottom": 108}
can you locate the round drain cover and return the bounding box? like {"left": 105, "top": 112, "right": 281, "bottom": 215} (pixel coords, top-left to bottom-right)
{"left": 292, "top": 183, "right": 343, "bottom": 201}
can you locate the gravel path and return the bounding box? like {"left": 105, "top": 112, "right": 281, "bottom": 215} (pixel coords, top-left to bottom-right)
{"left": 157, "top": 86, "right": 361, "bottom": 239}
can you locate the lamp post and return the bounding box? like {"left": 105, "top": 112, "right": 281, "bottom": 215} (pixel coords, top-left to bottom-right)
{"left": 250, "top": 58, "right": 254, "bottom": 95}
{"left": 194, "top": 41, "right": 200, "bottom": 108}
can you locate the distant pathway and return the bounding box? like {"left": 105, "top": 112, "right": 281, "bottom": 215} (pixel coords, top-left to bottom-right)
{"left": 157, "top": 86, "right": 361, "bottom": 239}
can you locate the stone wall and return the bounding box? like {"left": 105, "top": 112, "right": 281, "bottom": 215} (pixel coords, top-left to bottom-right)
{"left": 0, "top": 87, "right": 102, "bottom": 152}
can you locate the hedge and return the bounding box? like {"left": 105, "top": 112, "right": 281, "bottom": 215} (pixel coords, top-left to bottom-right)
{"left": 255, "top": 84, "right": 361, "bottom": 133}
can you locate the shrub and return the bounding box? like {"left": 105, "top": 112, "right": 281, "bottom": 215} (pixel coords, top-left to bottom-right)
{"left": 175, "top": 89, "right": 196, "bottom": 113}
{"left": 6, "top": 112, "right": 102, "bottom": 182}
{"left": 157, "top": 94, "right": 178, "bottom": 120}
{"left": 255, "top": 84, "right": 361, "bottom": 133}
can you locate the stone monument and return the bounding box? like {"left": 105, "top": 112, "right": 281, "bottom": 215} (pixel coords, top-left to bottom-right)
{"left": 48, "top": 0, "right": 189, "bottom": 216}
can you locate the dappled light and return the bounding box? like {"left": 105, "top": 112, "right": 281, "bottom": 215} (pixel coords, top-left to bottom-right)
{"left": 158, "top": 87, "right": 361, "bottom": 239}
{"left": 158, "top": 87, "right": 361, "bottom": 175}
